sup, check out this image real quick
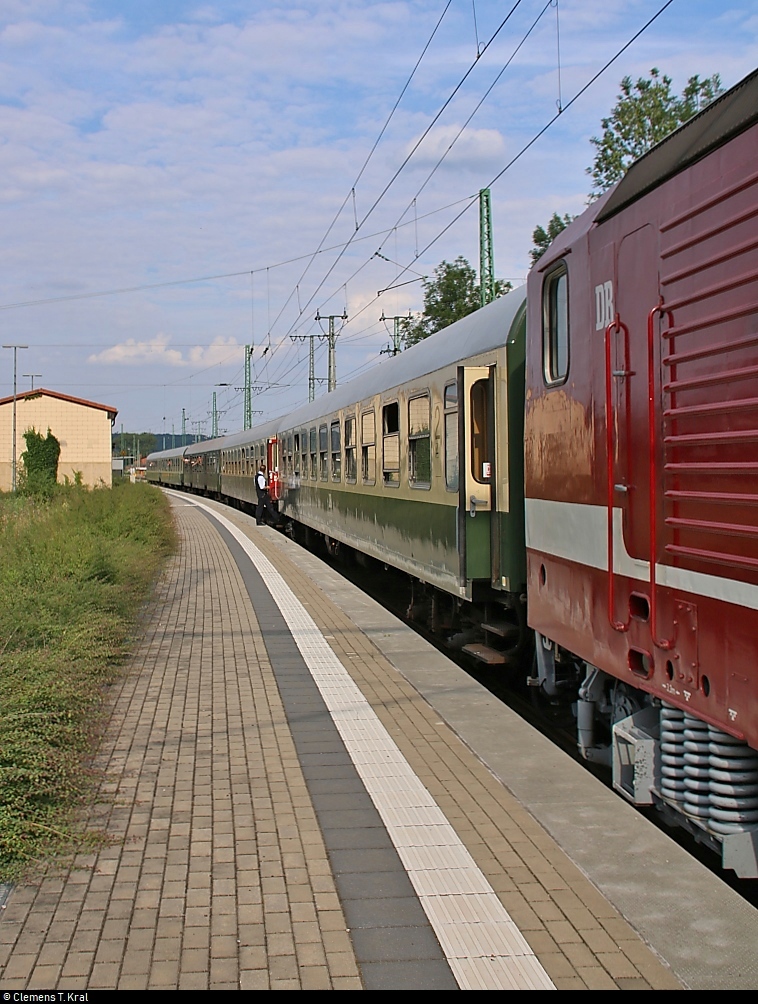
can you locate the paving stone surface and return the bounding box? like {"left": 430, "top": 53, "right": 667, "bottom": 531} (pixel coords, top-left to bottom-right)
{"left": 0, "top": 496, "right": 682, "bottom": 990}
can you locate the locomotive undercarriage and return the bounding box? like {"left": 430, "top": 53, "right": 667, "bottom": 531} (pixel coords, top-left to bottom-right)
{"left": 532, "top": 634, "right": 758, "bottom": 877}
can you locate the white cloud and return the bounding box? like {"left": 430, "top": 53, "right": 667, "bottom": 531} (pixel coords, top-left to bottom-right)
{"left": 88, "top": 334, "right": 186, "bottom": 367}
{"left": 88, "top": 333, "right": 242, "bottom": 369}
{"left": 187, "top": 337, "right": 242, "bottom": 368}
{"left": 407, "top": 123, "right": 506, "bottom": 171}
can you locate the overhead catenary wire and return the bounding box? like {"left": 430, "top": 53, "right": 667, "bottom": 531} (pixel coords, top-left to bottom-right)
{"left": 0, "top": 197, "right": 473, "bottom": 315}
{"left": 263, "top": 1, "right": 454, "bottom": 341}
{"left": 388, "top": 0, "right": 554, "bottom": 221}
{"left": 275, "top": 2, "right": 527, "bottom": 343}
{"left": 304, "top": 0, "right": 553, "bottom": 339}
{"left": 301, "top": 0, "right": 680, "bottom": 350}
{"left": 262, "top": 0, "right": 553, "bottom": 384}
{"left": 415, "top": 0, "right": 679, "bottom": 261}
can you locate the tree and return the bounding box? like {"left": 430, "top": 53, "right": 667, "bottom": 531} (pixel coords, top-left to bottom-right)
{"left": 401, "top": 256, "right": 511, "bottom": 347}
{"left": 19, "top": 427, "right": 60, "bottom": 495}
{"left": 529, "top": 212, "right": 575, "bottom": 266}
{"left": 588, "top": 68, "right": 723, "bottom": 197}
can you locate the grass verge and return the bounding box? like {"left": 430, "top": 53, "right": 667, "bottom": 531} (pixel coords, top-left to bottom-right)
{"left": 0, "top": 481, "right": 175, "bottom": 882}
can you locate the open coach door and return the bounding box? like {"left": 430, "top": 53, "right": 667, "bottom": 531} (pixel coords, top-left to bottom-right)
{"left": 267, "top": 437, "right": 282, "bottom": 501}
{"left": 458, "top": 365, "right": 495, "bottom": 588}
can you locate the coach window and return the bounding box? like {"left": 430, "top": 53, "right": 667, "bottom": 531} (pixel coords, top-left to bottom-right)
{"left": 300, "top": 429, "right": 307, "bottom": 478}
{"left": 319, "top": 424, "right": 328, "bottom": 480}
{"left": 383, "top": 402, "right": 400, "bottom": 486}
{"left": 408, "top": 394, "right": 431, "bottom": 489}
{"left": 345, "top": 416, "right": 357, "bottom": 482}
{"left": 444, "top": 383, "right": 458, "bottom": 492}
{"left": 361, "top": 410, "right": 376, "bottom": 484}
{"left": 470, "top": 379, "right": 491, "bottom": 484}
{"left": 331, "top": 420, "right": 341, "bottom": 481}
{"left": 310, "top": 427, "right": 317, "bottom": 479}
{"left": 543, "top": 262, "right": 569, "bottom": 385}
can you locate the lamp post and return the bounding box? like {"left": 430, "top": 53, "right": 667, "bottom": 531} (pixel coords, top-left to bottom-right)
{"left": 2, "top": 344, "right": 28, "bottom": 492}
{"left": 214, "top": 383, "right": 230, "bottom": 439}
{"left": 23, "top": 373, "right": 42, "bottom": 391}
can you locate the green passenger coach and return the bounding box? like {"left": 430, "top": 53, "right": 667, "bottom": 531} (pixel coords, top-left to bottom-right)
{"left": 276, "top": 286, "right": 528, "bottom": 664}
{"left": 147, "top": 286, "right": 528, "bottom": 665}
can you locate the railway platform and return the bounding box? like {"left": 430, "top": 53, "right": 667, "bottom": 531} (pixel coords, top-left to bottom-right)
{"left": 1, "top": 492, "right": 757, "bottom": 990}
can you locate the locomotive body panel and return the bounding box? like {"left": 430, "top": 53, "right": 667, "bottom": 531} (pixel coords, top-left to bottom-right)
{"left": 525, "top": 85, "right": 758, "bottom": 752}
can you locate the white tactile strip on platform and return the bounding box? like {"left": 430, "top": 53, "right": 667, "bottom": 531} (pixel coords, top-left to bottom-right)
{"left": 182, "top": 496, "right": 555, "bottom": 991}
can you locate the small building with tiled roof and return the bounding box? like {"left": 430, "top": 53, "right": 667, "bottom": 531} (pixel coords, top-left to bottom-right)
{"left": 0, "top": 388, "right": 118, "bottom": 491}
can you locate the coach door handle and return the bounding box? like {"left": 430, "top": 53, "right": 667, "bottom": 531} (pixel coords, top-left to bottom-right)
{"left": 470, "top": 495, "right": 487, "bottom": 517}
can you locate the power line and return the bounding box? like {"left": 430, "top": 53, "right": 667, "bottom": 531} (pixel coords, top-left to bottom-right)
{"left": 261, "top": 2, "right": 545, "bottom": 385}
{"left": 291, "top": 0, "right": 680, "bottom": 356}
{"left": 0, "top": 198, "right": 471, "bottom": 314}
{"left": 275, "top": 2, "right": 527, "bottom": 343}
{"left": 304, "top": 0, "right": 553, "bottom": 329}
{"left": 409, "top": 0, "right": 682, "bottom": 271}
{"left": 356, "top": 2, "right": 525, "bottom": 233}
{"left": 264, "top": 2, "right": 454, "bottom": 342}
{"left": 388, "top": 0, "right": 553, "bottom": 224}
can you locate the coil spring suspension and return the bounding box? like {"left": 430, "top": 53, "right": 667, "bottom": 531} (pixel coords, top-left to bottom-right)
{"left": 659, "top": 703, "right": 758, "bottom": 833}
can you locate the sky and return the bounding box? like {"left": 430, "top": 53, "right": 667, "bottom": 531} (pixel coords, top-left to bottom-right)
{"left": 0, "top": 0, "right": 755, "bottom": 440}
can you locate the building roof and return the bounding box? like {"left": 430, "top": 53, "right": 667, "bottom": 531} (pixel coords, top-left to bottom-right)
{"left": 0, "top": 387, "right": 118, "bottom": 421}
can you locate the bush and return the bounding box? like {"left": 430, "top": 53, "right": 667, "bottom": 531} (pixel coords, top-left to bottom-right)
{"left": 18, "top": 427, "right": 60, "bottom": 497}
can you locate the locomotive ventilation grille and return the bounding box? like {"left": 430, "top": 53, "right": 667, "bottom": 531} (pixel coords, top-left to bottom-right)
{"left": 659, "top": 165, "right": 758, "bottom": 577}
{"left": 660, "top": 703, "right": 758, "bottom": 834}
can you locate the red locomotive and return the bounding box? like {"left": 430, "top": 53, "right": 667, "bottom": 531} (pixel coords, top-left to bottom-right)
{"left": 525, "top": 68, "right": 758, "bottom": 874}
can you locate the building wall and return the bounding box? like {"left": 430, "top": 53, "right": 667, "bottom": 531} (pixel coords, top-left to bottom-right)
{"left": 0, "top": 395, "right": 113, "bottom": 491}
